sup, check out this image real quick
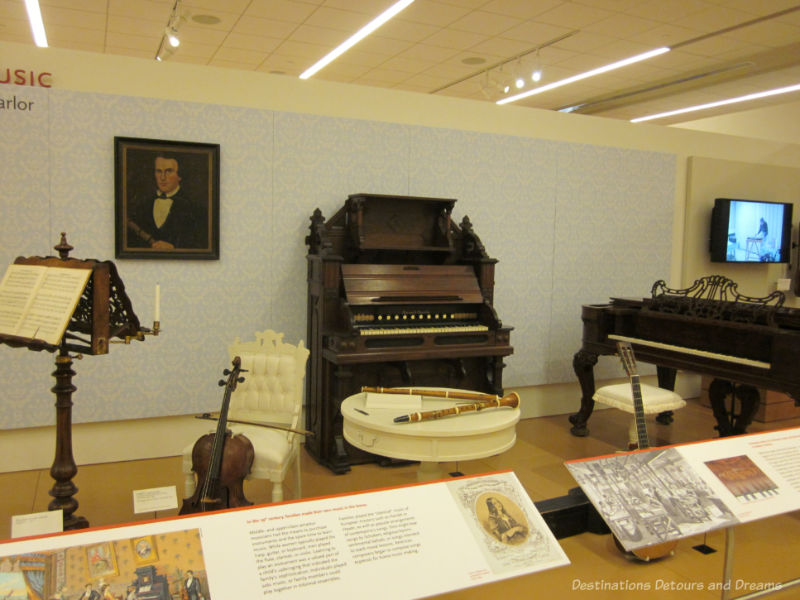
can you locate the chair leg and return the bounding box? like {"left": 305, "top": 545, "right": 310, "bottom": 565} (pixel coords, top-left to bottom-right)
{"left": 294, "top": 454, "right": 302, "bottom": 500}
{"left": 271, "top": 481, "right": 284, "bottom": 503}
{"left": 627, "top": 418, "right": 639, "bottom": 450}
{"left": 184, "top": 471, "right": 196, "bottom": 496}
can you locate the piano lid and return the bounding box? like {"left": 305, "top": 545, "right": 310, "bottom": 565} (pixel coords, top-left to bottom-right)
{"left": 342, "top": 264, "right": 484, "bottom": 305}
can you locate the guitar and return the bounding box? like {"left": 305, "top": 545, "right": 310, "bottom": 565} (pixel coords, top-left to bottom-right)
{"left": 180, "top": 357, "right": 255, "bottom": 514}
{"left": 613, "top": 341, "right": 678, "bottom": 562}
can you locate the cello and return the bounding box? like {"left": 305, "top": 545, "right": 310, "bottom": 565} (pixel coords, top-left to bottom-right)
{"left": 180, "top": 356, "right": 255, "bottom": 514}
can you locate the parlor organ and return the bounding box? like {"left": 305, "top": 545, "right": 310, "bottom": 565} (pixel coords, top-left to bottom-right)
{"left": 305, "top": 194, "right": 513, "bottom": 473}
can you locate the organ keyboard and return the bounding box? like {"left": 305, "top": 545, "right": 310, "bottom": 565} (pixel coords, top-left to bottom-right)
{"left": 571, "top": 276, "right": 800, "bottom": 438}
{"left": 305, "top": 193, "right": 513, "bottom": 473}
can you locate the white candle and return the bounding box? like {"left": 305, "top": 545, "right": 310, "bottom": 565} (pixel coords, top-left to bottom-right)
{"left": 154, "top": 284, "right": 161, "bottom": 322}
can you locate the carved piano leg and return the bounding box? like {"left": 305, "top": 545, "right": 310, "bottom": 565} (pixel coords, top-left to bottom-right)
{"left": 655, "top": 366, "right": 678, "bottom": 425}
{"left": 570, "top": 349, "right": 598, "bottom": 436}
{"left": 733, "top": 385, "right": 760, "bottom": 435}
{"left": 708, "top": 379, "right": 761, "bottom": 437}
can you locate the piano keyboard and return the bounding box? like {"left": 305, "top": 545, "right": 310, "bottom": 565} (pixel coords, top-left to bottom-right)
{"left": 608, "top": 334, "right": 771, "bottom": 370}
{"left": 360, "top": 324, "right": 489, "bottom": 336}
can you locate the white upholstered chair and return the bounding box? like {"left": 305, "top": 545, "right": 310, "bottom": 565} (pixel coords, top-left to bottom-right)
{"left": 593, "top": 383, "right": 686, "bottom": 449}
{"left": 182, "top": 330, "right": 309, "bottom": 503}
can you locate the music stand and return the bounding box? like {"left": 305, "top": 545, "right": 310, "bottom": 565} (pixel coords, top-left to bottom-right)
{"left": 0, "top": 233, "right": 156, "bottom": 530}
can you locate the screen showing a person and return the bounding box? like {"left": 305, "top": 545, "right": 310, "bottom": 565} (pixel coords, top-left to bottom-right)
{"left": 723, "top": 200, "right": 787, "bottom": 262}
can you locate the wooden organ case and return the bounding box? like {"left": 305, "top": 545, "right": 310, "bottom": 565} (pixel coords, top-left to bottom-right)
{"left": 305, "top": 193, "right": 513, "bottom": 473}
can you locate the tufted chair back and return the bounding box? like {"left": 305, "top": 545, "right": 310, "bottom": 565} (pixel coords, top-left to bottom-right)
{"left": 229, "top": 330, "right": 309, "bottom": 443}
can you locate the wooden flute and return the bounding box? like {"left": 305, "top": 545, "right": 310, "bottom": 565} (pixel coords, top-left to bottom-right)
{"left": 361, "top": 386, "right": 508, "bottom": 403}
{"left": 359, "top": 387, "right": 520, "bottom": 423}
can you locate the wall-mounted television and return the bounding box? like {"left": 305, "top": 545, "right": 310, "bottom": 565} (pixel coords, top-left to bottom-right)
{"left": 709, "top": 198, "right": 793, "bottom": 263}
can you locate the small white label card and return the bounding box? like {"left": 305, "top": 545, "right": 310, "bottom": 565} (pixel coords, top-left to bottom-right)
{"left": 133, "top": 485, "right": 178, "bottom": 514}
{"left": 11, "top": 509, "right": 63, "bottom": 538}
{"left": 365, "top": 392, "right": 422, "bottom": 410}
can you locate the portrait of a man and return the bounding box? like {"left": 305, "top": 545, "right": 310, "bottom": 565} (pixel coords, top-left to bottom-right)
{"left": 115, "top": 137, "right": 219, "bottom": 259}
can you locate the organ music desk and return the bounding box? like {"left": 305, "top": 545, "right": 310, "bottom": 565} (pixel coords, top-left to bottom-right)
{"left": 571, "top": 276, "right": 800, "bottom": 438}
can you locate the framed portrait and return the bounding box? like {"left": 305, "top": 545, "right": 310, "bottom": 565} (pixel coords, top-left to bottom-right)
{"left": 114, "top": 136, "right": 220, "bottom": 259}
{"left": 131, "top": 535, "right": 159, "bottom": 565}
{"left": 85, "top": 542, "right": 118, "bottom": 579}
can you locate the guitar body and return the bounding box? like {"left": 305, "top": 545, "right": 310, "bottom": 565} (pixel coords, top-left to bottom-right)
{"left": 614, "top": 533, "right": 677, "bottom": 562}
{"left": 180, "top": 357, "right": 254, "bottom": 515}
{"left": 612, "top": 342, "right": 678, "bottom": 562}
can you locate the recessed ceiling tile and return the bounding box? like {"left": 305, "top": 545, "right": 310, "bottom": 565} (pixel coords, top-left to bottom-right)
{"left": 107, "top": 16, "right": 163, "bottom": 37}
{"left": 500, "top": 20, "right": 576, "bottom": 45}
{"left": 290, "top": 23, "right": 354, "bottom": 46}
{"left": 357, "top": 35, "right": 413, "bottom": 56}
{"left": 108, "top": 0, "right": 170, "bottom": 21}
{"left": 536, "top": 2, "right": 615, "bottom": 29}
{"left": 40, "top": 0, "right": 107, "bottom": 12}
{"left": 271, "top": 38, "right": 330, "bottom": 60}
{"left": 479, "top": 0, "right": 564, "bottom": 20}
{"left": 304, "top": 6, "right": 380, "bottom": 31}
{"left": 469, "top": 36, "right": 535, "bottom": 59}
{"left": 105, "top": 32, "right": 160, "bottom": 51}
{"left": 672, "top": 5, "right": 759, "bottom": 31}
{"left": 234, "top": 16, "right": 298, "bottom": 38}
{"left": 244, "top": 0, "right": 317, "bottom": 22}
{"left": 224, "top": 32, "right": 283, "bottom": 53}
{"left": 449, "top": 10, "right": 522, "bottom": 36}
{"left": 583, "top": 14, "right": 661, "bottom": 38}
{"left": 212, "top": 46, "right": 266, "bottom": 65}
{"left": 106, "top": 46, "right": 155, "bottom": 59}
{"left": 725, "top": 21, "right": 800, "bottom": 47}
{"left": 396, "top": 42, "right": 461, "bottom": 62}
{"left": 41, "top": 6, "right": 107, "bottom": 29}
{"left": 183, "top": 0, "right": 251, "bottom": 14}
{"left": 45, "top": 24, "right": 106, "bottom": 45}
{"left": 398, "top": 1, "right": 473, "bottom": 27}
{"left": 423, "top": 27, "right": 488, "bottom": 50}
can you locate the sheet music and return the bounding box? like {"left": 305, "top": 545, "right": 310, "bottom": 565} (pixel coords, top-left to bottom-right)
{"left": 0, "top": 264, "right": 91, "bottom": 345}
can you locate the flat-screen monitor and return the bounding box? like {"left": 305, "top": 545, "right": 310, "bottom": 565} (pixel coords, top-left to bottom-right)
{"left": 709, "top": 198, "right": 793, "bottom": 263}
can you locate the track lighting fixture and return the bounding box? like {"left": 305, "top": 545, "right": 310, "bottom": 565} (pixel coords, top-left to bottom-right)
{"left": 155, "top": 0, "right": 186, "bottom": 61}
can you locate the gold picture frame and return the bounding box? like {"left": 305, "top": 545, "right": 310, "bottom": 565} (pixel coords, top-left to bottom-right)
{"left": 132, "top": 535, "right": 159, "bottom": 565}
{"left": 85, "top": 542, "right": 118, "bottom": 579}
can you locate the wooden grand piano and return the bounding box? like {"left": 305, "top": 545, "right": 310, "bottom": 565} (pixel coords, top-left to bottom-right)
{"left": 571, "top": 275, "right": 800, "bottom": 438}
{"left": 305, "top": 193, "right": 513, "bottom": 473}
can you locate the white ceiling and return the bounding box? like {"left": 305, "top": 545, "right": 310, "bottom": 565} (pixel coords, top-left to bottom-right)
{"left": 2, "top": 0, "right": 800, "bottom": 124}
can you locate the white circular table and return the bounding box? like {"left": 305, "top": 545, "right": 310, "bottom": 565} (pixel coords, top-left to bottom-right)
{"left": 341, "top": 390, "right": 520, "bottom": 481}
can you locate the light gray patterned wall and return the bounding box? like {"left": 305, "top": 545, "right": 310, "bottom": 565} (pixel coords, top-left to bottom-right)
{"left": 0, "top": 89, "right": 674, "bottom": 429}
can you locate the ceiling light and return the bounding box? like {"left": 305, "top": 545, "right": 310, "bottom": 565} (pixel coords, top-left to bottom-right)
{"left": 515, "top": 76, "right": 525, "bottom": 89}
{"left": 531, "top": 50, "right": 542, "bottom": 83}
{"left": 498, "top": 47, "right": 670, "bottom": 105}
{"left": 300, "top": 0, "right": 415, "bottom": 80}
{"left": 166, "top": 27, "right": 180, "bottom": 47}
{"left": 24, "top": 0, "right": 48, "bottom": 47}
{"left": 631, "top": 83, "right": 800, "bottom": 123}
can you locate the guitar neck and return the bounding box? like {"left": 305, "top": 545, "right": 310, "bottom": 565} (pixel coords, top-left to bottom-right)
{"left": 630, "top": 374, "right": 649, "bottom": 450}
